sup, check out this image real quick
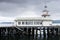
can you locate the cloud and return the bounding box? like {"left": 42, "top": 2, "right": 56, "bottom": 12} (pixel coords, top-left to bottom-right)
{"left": 0, "top": 0, "right": 60, "bottom": 20}
{"left": 0, "top": 16, "right": 14, "bottom": 22}
{"left": 0, "top": 0, "right": 27, "bottom": 4}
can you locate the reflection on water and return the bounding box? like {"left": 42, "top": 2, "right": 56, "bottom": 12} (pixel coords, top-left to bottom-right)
{"left": 0, "top": 27, "right": 59, "bottom": 40}
{"left": 0, "top": 34, "right": 60, "bottom": 40}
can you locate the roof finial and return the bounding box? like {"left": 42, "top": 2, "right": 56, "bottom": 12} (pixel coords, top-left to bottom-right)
{"left": 44, "top": 0, "right": 47, "bottom": 9}
{"left": 41, "top": 0, "right": 50, "bottom": 17}
{"left": 44, "top": 5, "right": 47, "bottom": 8}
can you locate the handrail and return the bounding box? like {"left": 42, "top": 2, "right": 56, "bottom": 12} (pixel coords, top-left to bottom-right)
{"left": 14, "top": 26, "right": 28, "bottom": 34}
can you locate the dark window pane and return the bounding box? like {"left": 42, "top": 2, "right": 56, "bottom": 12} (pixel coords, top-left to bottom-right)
{"left": 18, "top": 22, "right": 21, "bottom": 25}
{"left": 22, "top": 22, "right": 24, "bottom": 24}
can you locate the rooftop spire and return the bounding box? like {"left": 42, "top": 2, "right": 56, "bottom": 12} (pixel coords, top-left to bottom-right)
{"left": 42, "top": 0, "right": 50, "bottom": 17}
{"left": 44, "top": 5, "right": 47, "bottom": 9}
{"left": 44, "top": 0, "right": 47, "bottom": 10}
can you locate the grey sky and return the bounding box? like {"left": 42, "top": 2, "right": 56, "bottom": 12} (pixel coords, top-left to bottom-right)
{"left": 0, "top": 0, "right": 60, "bottom": 20}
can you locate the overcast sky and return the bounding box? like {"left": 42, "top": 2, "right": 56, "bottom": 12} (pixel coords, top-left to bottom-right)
{"left": 0, "top": 0, "right": 60, "bottom": 21}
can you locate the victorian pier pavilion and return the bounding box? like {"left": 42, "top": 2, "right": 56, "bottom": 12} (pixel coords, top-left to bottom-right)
{"left": 0, "top": 7, "right": 60, "bottom": 39}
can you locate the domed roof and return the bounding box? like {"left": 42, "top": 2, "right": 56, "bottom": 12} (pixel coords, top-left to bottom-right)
{"left": 43, "top": 10, "right": 48, "bottom": 12}
{"left": 42, "top": 9, "right": 50, "bottom": 16}
{"left": 42, "top": 13, "right": 50, "bottom": 16}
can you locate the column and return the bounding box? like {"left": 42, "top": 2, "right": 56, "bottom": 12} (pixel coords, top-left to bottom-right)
{"left": 55, "top": 28, "right": 58, "bottom": 35}
{"left": 32, "top": 27, "right": 34, "bottom": 39}
{"left": 40, "top": 27, "right": 41, "bottom": 37}
{"left": 5, "top": 28, "right": 8, "bottom": 36}
{"left": 43, "top": 27, "right": 46, "bottom": 37}
{"left": 28, "top": 28, "right": 31, "bottom": 36}
{"left": 51, "top": 27, "right": 54, "bottom": 36}
{"left": 0, "top": 28, "right": 1, "bottom": 38}
{"left": 47, "top": 27, "right": 49, "bottom": 37}
{"left": 36, "top": 28, "right": 38, "bottom": 39}
{"left": 24, "top": 27, "right": 27, "bottom": 35}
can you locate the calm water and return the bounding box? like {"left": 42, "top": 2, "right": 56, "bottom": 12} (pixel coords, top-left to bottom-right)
{"left": 0, "top": 34, "right": 60, "bottom": 40}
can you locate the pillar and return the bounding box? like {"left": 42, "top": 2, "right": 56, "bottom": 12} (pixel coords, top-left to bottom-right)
{"left": 0, "top": 28, "right": 1, "bottom": 38}
{"left": 27, "top": 27, "right": 28, "bottom": 35}
{"left": 32, "top": 27, "right": 34, "bottom": 39}
{"left": 24, "top": 28, "right": 27, "bottom": 31}
{"left": 47, "top": 27, "right": 49, "bottom": 37}
{"left": 5, "top": 28, "right": 8, "bottom": 36}
{"left": 36, "top": 28, "right": 38, "bottom": 39}
{"left": 24, "top": 27, "right": 27, "bottom": 35}
{"left": 28, "top": 28, "right": 31, "bottom": 36}
{"left": 51, "top": 27, "right": 54, "bottom": 36}
{"left": 55, "top": 28, "right": 58, "bottom": 35}
{"left": 40, "top": 27, "right": 41, "bottom": 37}
{"left": 43, "top": 27, "right": 46, "bottom": 37}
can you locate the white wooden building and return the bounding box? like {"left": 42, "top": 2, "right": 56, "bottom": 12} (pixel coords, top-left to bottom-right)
{"left": 14, "top": 8, "right": 52, "bottom": 27}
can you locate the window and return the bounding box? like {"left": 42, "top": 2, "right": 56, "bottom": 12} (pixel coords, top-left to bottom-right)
{"left": 26, "top": 21, "right": 33, "bottom": 25}
{"left": 18, "top": 22, "right": 21, "bottom": 25}
{"left": 34, "top": 21, "right": 42, "bottom": 25}
{"left": 22, "top": 22, "right": 24, "bottom": 24}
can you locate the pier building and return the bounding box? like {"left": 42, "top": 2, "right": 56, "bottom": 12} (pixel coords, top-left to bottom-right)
{"left": 0, "top": 2, "right": 60, "bottom": 39}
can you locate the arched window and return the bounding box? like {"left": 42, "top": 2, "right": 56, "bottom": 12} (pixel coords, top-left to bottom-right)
{"left": 18, "top": 22, "right": 21, "bottom": 25}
